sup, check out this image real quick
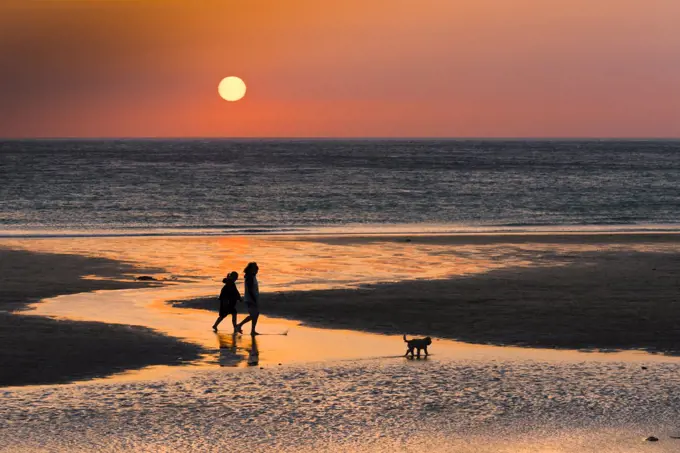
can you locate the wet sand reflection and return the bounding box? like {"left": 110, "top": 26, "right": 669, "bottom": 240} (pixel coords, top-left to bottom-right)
{"left": 216, "top": 333, "right": 259, "bottom": 367}
{"left": 10, "top": 233, "right": 680, "bottom": 385}
{"left": 0, "top": 234, "right": 618, "bottom": 292}
{"left": 25, "top": 279, "right": 680, "bottom": 388}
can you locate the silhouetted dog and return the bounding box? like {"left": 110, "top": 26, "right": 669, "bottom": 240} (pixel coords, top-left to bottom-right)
{"left": 403, "top": 334, "right": 431, "bottom": 358}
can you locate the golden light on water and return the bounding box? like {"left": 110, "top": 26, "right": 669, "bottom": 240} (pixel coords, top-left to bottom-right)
{"left": 218, "top": 76, "right": 246, "bottom": 102}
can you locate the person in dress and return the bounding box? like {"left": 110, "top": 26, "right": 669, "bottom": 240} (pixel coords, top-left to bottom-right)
{"left": 212, "top": 271, "right": 241, "bottom": 332}
{"left": 236, "top": 262, "right": 260, "bottom": 335}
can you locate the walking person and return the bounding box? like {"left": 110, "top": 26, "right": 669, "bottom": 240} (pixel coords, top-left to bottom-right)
{"left": 212, "top": 271, "right": 241, "bottom": 332}
{"left": 236, "top": 262, "right": 260, "bottom": 335}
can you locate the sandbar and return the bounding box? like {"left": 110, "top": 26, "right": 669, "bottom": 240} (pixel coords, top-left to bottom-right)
{"left": 0, "top": 248, "right": 203, "bottom": 386}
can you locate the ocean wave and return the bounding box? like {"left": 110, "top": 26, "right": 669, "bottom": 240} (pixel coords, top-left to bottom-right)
{"left": 2, "top": 222, "right": 680, "bottom": 239}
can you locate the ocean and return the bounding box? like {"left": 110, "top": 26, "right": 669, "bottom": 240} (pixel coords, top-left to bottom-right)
{"left": 1, "top": 139, "right": 679, "bottom": 235}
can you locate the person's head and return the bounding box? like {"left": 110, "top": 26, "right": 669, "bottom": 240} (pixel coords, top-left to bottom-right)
{"left": 223, "top": 271, "right": 238, "bottom": 283}
{"left": 244, "top": 262, "right": 259, "bottom": 276}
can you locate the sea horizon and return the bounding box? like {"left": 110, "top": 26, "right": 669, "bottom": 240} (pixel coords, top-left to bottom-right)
{"left": 3, "top": 137, "right": 680, "bottom": 141}
{"left": 2, "top": 139, "right": 678, "bottom": 232}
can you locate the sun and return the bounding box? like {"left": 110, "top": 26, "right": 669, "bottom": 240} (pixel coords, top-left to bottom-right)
{"left": 218, "top": 76, "right": 246, "bottom": 102}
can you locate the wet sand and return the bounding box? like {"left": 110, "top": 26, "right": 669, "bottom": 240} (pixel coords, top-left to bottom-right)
{"left": 7, "top": 284, "right": 680, "bottom": 452}
{"left": 4, "top": 233, "right": 680, "bottom": 451}
{"left": 0, "top": 248, "right": 203, "bottom": 386}
{"left": 4, "top": 357, "right": 680, "bottom": 452}
{"left": 180, "top": 247, "right": 680, "bottom": 354}
{"left": 4, "top": 232, "right": 680, "bottom": 385}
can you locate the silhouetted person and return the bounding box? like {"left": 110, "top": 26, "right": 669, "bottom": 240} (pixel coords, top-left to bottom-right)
{"left": 236, "top": 262, "right": 260, "bottom": 335}
{"left": 212, "top": 271, "right": 241, "bottom": 332}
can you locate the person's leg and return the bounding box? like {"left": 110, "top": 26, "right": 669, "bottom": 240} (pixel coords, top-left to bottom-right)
{"left": 237, "top": 315, "right": 252, "bottom": 331}
{"left": 230, "top": 313, "right": 241, "bottom": 332}
{"left": 250, "top": 314, "right": 260, "bottom": 335}
{"left": 212, "top": 316, "right": 225, "bottom": 331}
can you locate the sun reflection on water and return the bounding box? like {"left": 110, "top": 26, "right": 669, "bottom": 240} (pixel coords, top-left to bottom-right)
{"left": 3, "top": 234, "right": 664, "bottom": 293}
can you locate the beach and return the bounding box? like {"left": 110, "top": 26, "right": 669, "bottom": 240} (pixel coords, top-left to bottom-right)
{"left": 4, "top": 357, "right": 680, "bottom": 452}
{"left": 2, "top": 231, "right": 680, "bottom": 451}
{"left": 4, "top": 0, "right": 680, "bottom": 446}
{"left": 0, "top": 248, "right": 203, "bottom": 386}
{"left": 4, "top": 232, "right": 680, "bottom": 381}
{"left": 176, "top": 233, "right": 680, "bottom": 352}
{"left": 182, "top": 249, "right": 680, "bottom": 354}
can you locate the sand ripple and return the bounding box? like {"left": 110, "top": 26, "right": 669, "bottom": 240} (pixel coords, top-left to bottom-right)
{"left": 2, "top": 358, "right": 680, "bottom": 452}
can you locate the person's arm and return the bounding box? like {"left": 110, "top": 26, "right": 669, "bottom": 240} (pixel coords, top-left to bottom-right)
{"left": 245, "top": 276, "right": 257, "bottom": 304}
{"left": 229, "top": 283, "right": 241, "bottom": 301}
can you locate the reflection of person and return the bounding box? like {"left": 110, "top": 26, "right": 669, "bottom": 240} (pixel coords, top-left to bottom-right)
{"left": 212, "top": 271, "right": 241, "bottom": 332}
{"left": 217, "top": 333, "right": 242, "bottom": 367}
{"left": 247, "top": 336, "right": 259, "bottom": 366}
{"left": 236, "top": 262, "right": 260, "bottom": 335}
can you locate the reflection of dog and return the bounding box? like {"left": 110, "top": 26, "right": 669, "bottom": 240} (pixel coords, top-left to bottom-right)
{"left": 403, "top": 335, "right": 431, "bottom": 358}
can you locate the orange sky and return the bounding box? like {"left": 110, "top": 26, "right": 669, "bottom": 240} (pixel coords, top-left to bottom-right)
{"left": 1, "top": 0, "right": 679, "bottom": 138}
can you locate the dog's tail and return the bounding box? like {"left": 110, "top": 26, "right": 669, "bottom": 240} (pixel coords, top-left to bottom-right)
{"left": 403, "top": 334, "right": 408, "bottom": 343}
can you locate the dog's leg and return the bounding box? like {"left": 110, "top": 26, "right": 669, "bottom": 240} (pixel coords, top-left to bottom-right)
{"left": 424, "top": 346, "right": 429, "bottom": 357}
{"left": 416, "top": 347, "right": 421, "bottom": 358}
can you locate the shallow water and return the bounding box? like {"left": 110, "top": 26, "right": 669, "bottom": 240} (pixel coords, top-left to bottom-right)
{"left": 1, "top": 233, "right": 548, "bottom": 287}
{"left": 4, "top": 233, "right": 677, "bottom": 292}
{"left": 11, "top": 233, "right": 680, "bottom": 379}
{"left": 17, "top": 231, "right": 680, "bottom": 380}
{"left": 5, "top": 234, "right": 680, "bottom": 451}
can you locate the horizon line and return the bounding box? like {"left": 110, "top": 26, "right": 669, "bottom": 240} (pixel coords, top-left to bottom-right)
{"left": 2, "top": 136, "right": 680, "bottom": 141}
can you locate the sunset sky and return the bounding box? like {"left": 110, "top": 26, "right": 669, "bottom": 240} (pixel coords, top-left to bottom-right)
{"left": 1, "top": 0, "right": 679, "bottom": 138}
